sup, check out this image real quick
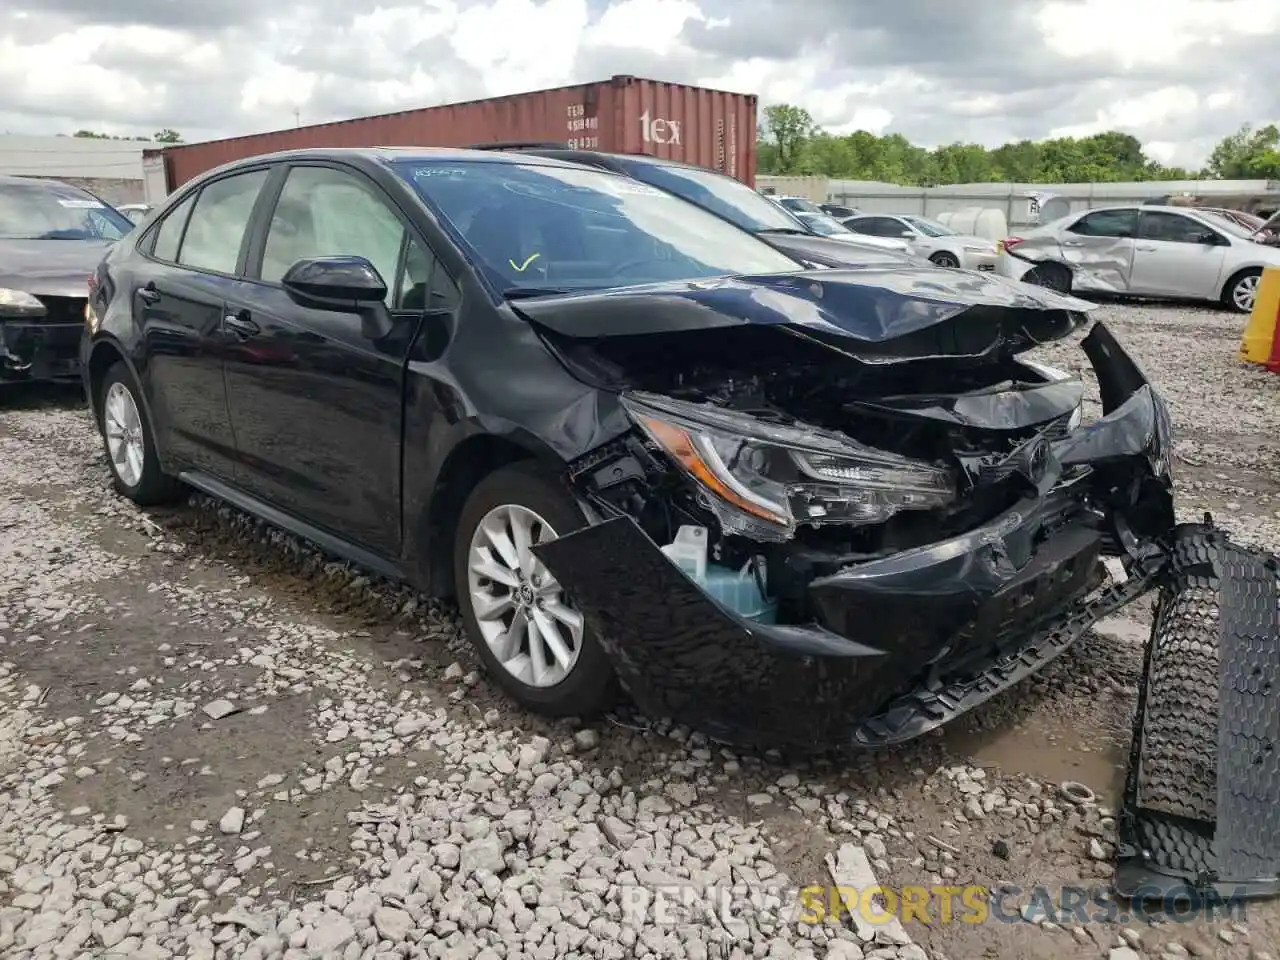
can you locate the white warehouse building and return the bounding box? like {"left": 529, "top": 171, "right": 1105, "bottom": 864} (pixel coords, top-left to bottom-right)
{"left": 0, "top": 134, "right": 152, "bottom": 205}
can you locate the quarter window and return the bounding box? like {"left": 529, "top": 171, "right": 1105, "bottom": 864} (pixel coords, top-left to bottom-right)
{"left": 1068, "top": 209, "right": 1137, "bottom": 239}
{"left": 261, "top": 166, "right": 407, "bottom": 306}
{"left": 150, "top": 193, "right": 195, "bottom": 263}
{"left": 178, "top": 170, "right": 269, "bottom": 274}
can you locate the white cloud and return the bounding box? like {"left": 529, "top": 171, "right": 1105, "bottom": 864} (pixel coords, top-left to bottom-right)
{"left": 0, "top": 0, "right": 1275, "bottom": 170}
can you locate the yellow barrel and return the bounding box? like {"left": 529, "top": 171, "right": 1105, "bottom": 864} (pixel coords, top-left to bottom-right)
{"left": 1240, "top": 267, "right": 1280, "bottom": 364}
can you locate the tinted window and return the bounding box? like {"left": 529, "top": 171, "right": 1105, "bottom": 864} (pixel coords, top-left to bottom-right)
{"left": 854, "top": 217, "right": 904, "bottom": 237}
{"left": 178, "top": 170, "right": 268, "bottom": 274}
{"left": 1138, "top": 212, "right": 1214, "bottom": 243}
{"left": 1069, "top": 209, "right": 1137, "bottom": 239}
{"left": 151, "top": 194, "right": 195, "bottom": 262}
{"left": 261, "top": 166, "right": 407, "bottom": 305}
{"left": 0, "top": 180, "right": 134, "bottom": 241}
{"left": 395, "top": 160, "right": 800, "bottom": 293}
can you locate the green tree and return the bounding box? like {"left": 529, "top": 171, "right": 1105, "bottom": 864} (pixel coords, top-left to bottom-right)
{"left": 1203, "top": 124, "right": 1280, "bottom": 180}
{"left": 153, "top": 128, "right": 183, "bottom": 143}
{"left": 760, "top": 104, "right": 815, "bottom": 174}
{"left": 755, "top": 105, "right": 1205, "bottom": 185}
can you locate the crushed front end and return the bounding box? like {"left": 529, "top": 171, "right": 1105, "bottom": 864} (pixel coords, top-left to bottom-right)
{"left": 0, "top": 289, "right": 87, "bottom": 384}
{"left": 527, "top": 282, "right": 1178, "bottom": 750}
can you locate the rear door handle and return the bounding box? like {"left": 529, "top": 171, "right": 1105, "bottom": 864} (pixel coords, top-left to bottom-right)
{"left": 138, "top": 281, "right": 161, "bottom": 304}
{"left": 224, "top": 311, "right": 260, "bottom": 338}
{"left": 1136, "top": 245, "right": 1157, "bottom": 252}
{"left": 1062, "top": 240, "right": 1084, "bottom": 247}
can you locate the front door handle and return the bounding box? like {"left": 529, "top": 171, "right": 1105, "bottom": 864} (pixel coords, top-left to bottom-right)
{"left": 1062, "top": 240, "right": 1085, "bottom": 247}
{"left": 224, "top": 311, "right": 260, "bottom": 339}
{"left": 1135, "top": 245, "right": 1157, "bottom": 252}
{"left": 138, "top": 281, "right": 161, "bottom": 304}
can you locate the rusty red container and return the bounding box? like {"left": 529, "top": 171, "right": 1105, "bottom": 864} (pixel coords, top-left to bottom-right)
{"left": 162, "top": 75, "right": 757, "bottom": 193}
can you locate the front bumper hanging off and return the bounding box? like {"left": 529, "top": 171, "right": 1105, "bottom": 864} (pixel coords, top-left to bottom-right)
{"left": 531, "top": 323, "right": 1178, "bottom": 751}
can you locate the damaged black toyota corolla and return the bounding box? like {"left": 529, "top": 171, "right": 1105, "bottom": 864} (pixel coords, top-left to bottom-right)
{"left": 87, "top": 148, "right": 1278, "bottom": 899}
{"left": 85, "top": 148, "right": 1178, "bottom": 742}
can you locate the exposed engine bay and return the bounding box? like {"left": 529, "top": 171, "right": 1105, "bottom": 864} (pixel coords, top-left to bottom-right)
{"left": 545, "top": 321, "right": 1167, "bottom": 627}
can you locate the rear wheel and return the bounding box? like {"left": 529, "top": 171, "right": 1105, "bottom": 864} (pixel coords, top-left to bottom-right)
{"left": 97, "top": 362, "right": 181, "bottom": 505}
{"left": 1024, "top": 261, "right": 1072, "bottom": 294}
{"left": 452, "top": 461, "right": 618, "bottom": 716}
{"left": 1222, "top": 268, "right": 1261, "bottom": 314}
{"left": 930, "top": 251, "right": 960, "bottom": 268}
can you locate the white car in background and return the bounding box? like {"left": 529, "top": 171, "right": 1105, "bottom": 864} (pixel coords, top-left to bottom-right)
{"left": 841, "top": 214, "right": 1000, "bottom": 270}
{"left": 764, "top": 196, "right": 912, "bottom": 253}
{"left": 996, "top": 204, "right": 1280, "bottom": 313}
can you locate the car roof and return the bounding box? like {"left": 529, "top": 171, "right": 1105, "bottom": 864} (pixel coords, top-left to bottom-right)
{"left": 194, "top": 145, "right": 608, "bottom": 184}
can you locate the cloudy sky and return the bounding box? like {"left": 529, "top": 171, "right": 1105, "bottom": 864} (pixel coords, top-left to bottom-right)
{"left": 1, "top": 0, "right": 1276, "bottom": 168}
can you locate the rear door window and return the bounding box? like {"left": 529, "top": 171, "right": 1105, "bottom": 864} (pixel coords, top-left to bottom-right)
{"left": 178, "top": 170, "right": 269, "bottom": 274}
{"left": 1068, "top": 209, "right": 1137, "bottom": 238}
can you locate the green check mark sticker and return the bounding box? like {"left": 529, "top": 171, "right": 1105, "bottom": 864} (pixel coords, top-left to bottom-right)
{"left": 509, "top": 252, "right": 541, "bottom": 272}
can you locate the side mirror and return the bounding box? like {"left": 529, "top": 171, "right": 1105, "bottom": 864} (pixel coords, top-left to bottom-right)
{"left": 281, "top": 256, "right": 394, "bottom": 340}
{"left": 1196, "top": 231, "right": 1222, "bottom": 246}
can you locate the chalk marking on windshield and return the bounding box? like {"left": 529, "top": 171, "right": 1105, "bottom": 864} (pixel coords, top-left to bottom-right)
{"left": 509, "top": 253, "right": 541, "bottom": 272}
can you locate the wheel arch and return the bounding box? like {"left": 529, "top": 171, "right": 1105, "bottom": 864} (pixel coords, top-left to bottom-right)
{"left": 413, "top": 431, "right": 563, "bottom": 599}
{"left": 1220, "top": 264, "right": 1263, "bottom": 303}
{"left": 87, "top": 337, "right": 170, "bottom": 470}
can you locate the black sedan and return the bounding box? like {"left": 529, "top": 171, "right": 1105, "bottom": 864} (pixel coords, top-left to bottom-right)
{"left": 83, "top": 146, "right": 1178, "bottom": 750}
{"left": 1, "top": 174, "right": 135, "bottom": 384}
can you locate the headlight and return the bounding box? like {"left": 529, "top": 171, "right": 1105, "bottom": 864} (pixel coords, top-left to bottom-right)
{"left": 621, "top": 392, "right": 956, "bottom": 539}
{"left": 0, "top": 288, "right": 46, "bottom": 316}
{"left": 963, "top": 243, "right": 997, "bottom": 253}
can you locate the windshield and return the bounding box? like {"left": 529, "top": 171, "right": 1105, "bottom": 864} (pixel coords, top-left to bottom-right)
{"left": 620, "top": 161, "right": 802, "bottom": 233}
{"left": 778, "top": 197, "right": 823, "bottom": 215}
{"left": 0, "top": 181, "right": 134, "bottom": 240}
{"left": 797, "top": 212, "right": 855, "bottom": 237}
{"left": 903, "top": 215, "right": 955, "bottom": 238}
{"left": 395, "top": 160, "right": 802, "bottom": 293}
{"left": 1197, "top": 211, "right": 1254, "bottom": 240}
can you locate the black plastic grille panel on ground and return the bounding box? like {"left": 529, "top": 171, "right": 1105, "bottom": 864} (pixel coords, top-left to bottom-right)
{"left": 1115, "top": 524, "right": 1280, "bottom": 900}
{"left": 1135, "top": 532, "right": 1220, "bottom": 822}
{"left": 1214, "top": 540, "right": 1280, "bottom": 881}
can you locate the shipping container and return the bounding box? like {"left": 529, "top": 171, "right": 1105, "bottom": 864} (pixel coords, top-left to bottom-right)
{"left": 161, "top": 75, "right": 757, "bottom": 196}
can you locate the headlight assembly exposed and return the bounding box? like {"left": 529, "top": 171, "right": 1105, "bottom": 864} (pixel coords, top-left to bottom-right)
{"left": 0, "top": 288, "right": 46, "bottom": 316}
{"left": 621, "top": 391, "right": 956, "bottom": 539}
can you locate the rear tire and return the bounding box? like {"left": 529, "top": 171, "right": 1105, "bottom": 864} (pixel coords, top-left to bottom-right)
{"left": 1024, "top": 261, "right": 1072, "bottom": 294}
{"left": 1222, "top": 268, "right": 1261, "bottom": 314}
{"left": 452, "top": 461, "right": 618, "bottom": 717}
{"left": 97, "top": 362, "right": 181, "bottom": 506}
{"left": 930, "top": 251, "right": 960, "bottom": 268}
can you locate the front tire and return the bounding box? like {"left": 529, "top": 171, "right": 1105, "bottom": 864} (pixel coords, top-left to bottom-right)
{"left": 97, "top": 362, "right": 180, "bottom": 506}
{"left": 1222, "top": 268, "right": 1261, "bottom": 314}
{"left": 452, "top": 461, "right": 618, "bottom": 717}
{"left": 930, "top": 251, "right": 960, "bottom": 268}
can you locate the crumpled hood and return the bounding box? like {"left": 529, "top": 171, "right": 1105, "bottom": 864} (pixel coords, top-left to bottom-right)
{"left": 514, "top": 266, "right": 1097, "bottom": 358}
{"left": 0, "top": 238, "right": 114, "bottom": 298}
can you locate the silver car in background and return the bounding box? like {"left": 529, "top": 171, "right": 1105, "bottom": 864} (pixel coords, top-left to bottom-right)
{"left": 997, "top": 204, "right": 1280, "bottom": 313}
{"left": 842, "top": 214, "right": 1000, "bottom": 270}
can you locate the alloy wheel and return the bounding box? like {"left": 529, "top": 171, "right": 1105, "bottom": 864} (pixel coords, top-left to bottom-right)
{"left": 1233, "top": 274, "right": 1259, "bottom": 313}
{"left": 466, "top": 503, "right": 585, "bottom": 688}
{"left": 104, "top": 381, "right": 146, "bottom": 488}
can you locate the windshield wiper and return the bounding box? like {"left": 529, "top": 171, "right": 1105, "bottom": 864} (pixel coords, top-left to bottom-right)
{"left": 757, "top": 227, "right": 810, "bottom": 236}
{"left": 502, "top": 285, "right": 575, "bottom": 299}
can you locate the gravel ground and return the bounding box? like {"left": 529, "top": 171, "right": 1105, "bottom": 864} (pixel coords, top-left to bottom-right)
{"left": 1, "top": 300, "right": 1278, "bottom": 960}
